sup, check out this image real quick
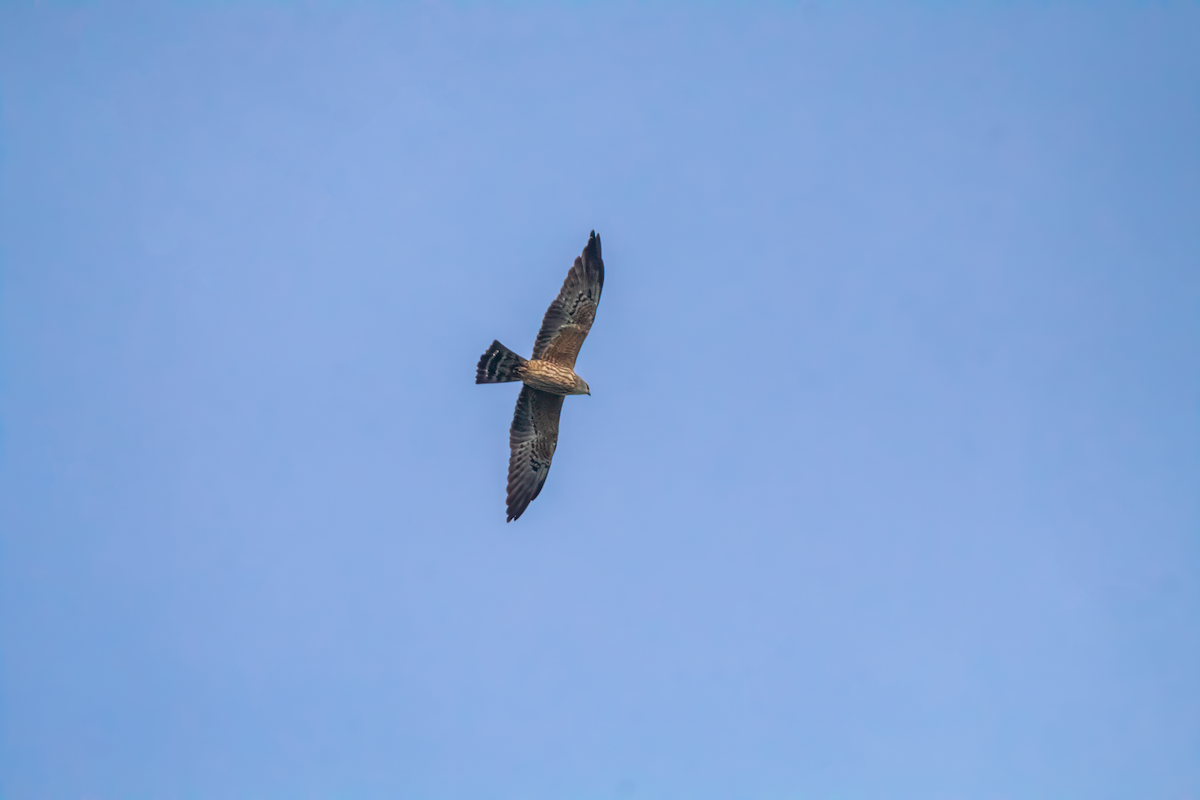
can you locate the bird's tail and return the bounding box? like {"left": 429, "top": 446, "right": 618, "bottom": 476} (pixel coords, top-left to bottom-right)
{"left": 476, "top": 340, "right": 527, "bottom": 384}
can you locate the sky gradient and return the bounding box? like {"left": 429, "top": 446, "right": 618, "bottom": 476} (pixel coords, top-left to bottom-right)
{"left": 2, "top": 3, "right": 1199, "bottom": 799}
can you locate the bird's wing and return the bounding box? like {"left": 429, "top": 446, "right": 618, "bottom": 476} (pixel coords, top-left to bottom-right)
{"left": 531, "top": 231, "right": 605, "bottom": 368}
{"left": 506, "top": 386, "right": 566, "bottom": 522}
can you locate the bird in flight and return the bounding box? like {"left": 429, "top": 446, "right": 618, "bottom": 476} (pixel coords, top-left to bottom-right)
{"left": 476, "top": 231, "right": 605, "bottom": 522}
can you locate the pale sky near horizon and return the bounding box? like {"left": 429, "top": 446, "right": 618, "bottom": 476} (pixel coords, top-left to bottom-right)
{"left": 1, "top": 3, "right": 1198, "bottom": 799}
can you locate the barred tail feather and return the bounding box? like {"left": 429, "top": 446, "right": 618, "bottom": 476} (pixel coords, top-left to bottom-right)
{"left": 476, "top": 340, "right": 527, "bottom": 384}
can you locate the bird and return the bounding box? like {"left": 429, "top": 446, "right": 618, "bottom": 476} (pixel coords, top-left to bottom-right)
{"left": 476, "top": 231, "right": 605, "bottom": 522}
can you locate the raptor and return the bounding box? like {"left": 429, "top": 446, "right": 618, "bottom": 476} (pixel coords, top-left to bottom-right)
{"left": 475, "top": 231, "right": 605, "bottom": 521}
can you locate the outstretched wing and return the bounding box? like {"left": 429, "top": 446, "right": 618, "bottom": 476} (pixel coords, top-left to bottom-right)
{"left": 531, "top": 231, "right": 605, "bottom": 368}
{"left": 506, "top": 385, "right": 566, "bottom": 522}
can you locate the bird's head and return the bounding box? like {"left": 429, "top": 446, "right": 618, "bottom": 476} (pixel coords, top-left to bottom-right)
{"left": 573, "top": 375, "right": 591, "bottom": 396}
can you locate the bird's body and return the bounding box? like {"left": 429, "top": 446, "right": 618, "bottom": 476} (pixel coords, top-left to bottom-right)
{"left": 475, "top": 231, "right": 605, "bottom": 522}
{"left": 520, "top": 360, "right": 590, "bottom": 396}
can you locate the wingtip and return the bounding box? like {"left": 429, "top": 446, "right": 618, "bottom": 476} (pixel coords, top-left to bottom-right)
{"left": 586, "top": 230, "right": 601, "bottom": 258}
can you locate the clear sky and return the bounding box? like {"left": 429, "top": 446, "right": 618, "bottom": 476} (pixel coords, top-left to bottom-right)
{"left": 1, "top": 3, "right": 1198, "bottom": 799}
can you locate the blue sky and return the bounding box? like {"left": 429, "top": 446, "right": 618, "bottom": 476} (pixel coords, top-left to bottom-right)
{"left": 1, "top": 3, "right": 1198, "bottom": 799}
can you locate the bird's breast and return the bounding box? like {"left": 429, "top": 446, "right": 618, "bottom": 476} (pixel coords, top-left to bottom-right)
{"left": 522, "top": 360, "right": 580, "bottom": 395}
